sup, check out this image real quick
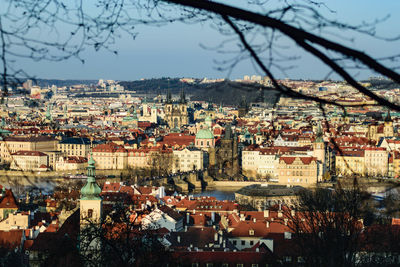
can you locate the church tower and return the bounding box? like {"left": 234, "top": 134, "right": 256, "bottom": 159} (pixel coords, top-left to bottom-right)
{"left": 384, "top": 110, "right": 394, "bottom": 137}
{"left": 80, "top": 153, "right": 102, "bottom": 227}
{"left": 151, "top": 103, "right": 158, "bottom": 124}
{"left": 45, "top": 104, "right": 52, "bottom": 123}
{"left": 313, "top": 123, "right": 325, "bottom": 164}
{"left": 164, "top": 89, "right": 188, "bottom": 128}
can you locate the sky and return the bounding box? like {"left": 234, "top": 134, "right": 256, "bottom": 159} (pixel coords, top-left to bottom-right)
{"left": 7, "top": 0, "right": 400, "bottom": 81}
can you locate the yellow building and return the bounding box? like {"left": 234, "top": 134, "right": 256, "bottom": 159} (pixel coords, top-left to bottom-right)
{"left": 57, "top": 137, "right": 92, "bottom": 158}
{"left": 92, "top": 142, "right": 127, "bottom": 170}
{"left": 277, "top": 156, "right": 319, "bottom": 186}
{"left": 335, "top": 149, "right": 365, "bottom": 176}
{"left": 0, "top": 212, "right": 29, "bottom": 231}
{"left": 10, "top": 151, "right": 48, "bottom": 171}
{"left": 0, "top": 136, "right": 57, "bottom": 163}
{"left": 364, "top": 147, "right": 388, "bottom": 176}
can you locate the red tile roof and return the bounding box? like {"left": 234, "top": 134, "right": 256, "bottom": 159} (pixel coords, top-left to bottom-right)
{"left": 0, "top": 230, "right": 23, "bottom": 249}
{"left": 0, "top": 189, "right": 18, "bottom": 209}
{"left": 11, "top": 150, "right": 47, "bottom": 157}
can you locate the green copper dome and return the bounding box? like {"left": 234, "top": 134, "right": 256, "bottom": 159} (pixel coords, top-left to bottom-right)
{"left": 132, "top": 110, "right": 138, "bottom": 120}
{"left": 196, "top": 126, "right": 214, "bottom": 139}
{"left": 80, "top": 177, "right": 102, "bottom": 200}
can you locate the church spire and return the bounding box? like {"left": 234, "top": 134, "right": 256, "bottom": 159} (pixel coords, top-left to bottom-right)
{"left": 385, "top": 110, "right": 392, "bottom": 122}
{"left": 315, "top": 123, "right": 324, "bottom": 143}
{"left": 81, "top": 153, "right": 101, "bottom": 200}
{"left": 179, "top": 88, "right": 186, "bottom": 104}
{"left": 166, "top": 90, "right": 172, "bottom": 104}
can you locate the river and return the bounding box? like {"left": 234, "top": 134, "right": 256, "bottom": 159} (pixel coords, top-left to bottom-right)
{"left": 192, "top": 189, "right": 236, "bottom": 200}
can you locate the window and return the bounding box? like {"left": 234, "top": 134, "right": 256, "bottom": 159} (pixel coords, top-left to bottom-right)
{"left": 241, "top": 240, "right": 245, "bottom": 246}
{"left": 232, "top": 240, "right": 237, "bottom": 245}
{"left": 250, "top": 240, "right": 254, "bottom": 246}
{"left": 284, "top": 256, "right": 292, "bottom": 262}
{"left": 237, "top": 264, "right": 244, "bottom": 267}
{"left": 251, "top": 264, "right": 258, "bottom": 267}
{"left": 87, "top": 209, "right": 93, "bottom": 218}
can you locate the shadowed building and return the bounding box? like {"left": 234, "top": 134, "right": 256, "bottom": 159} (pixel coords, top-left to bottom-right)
{"left": 235, "top": 184, "right": 304, "bottom": 210}
{"left": 215, "top": 124, "right": 239, "bottom": 177}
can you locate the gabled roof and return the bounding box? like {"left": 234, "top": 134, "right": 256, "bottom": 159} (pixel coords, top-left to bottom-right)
{"left": 0, "top": 189, "right": 18, "bottom": 209}
{"left": 279, "top": 156, "right": 317, "bottom": 165}
{"left": 159, "top": 205, "right": 183, "bottom": 221}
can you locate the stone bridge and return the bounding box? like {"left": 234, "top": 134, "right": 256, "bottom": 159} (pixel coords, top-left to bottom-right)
{"left": 140, "top": 169, "right": 215, "bottom": 193}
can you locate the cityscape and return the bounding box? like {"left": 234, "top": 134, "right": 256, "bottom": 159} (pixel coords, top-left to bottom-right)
{"left": 0, "top": 76, "right": 399, "bottom": 266}
{"left": 1, "top": 0, "right": 400, "bottom": 266}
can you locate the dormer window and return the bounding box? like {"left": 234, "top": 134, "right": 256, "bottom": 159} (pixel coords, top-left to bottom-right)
{"left": 249, "top": 229, "right": 254, "bottom": 236}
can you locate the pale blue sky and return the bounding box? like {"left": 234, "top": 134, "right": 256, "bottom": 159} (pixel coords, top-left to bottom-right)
{"left": 9, "top": 0, "right": 400, "bottom": 81}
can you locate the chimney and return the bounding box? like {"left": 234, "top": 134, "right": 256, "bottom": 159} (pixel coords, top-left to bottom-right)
{"left": 264, "top": 210, "right": 269, "bottom": 218}
{"left": 266, "top": 221, "right": 270, "bottom": 228}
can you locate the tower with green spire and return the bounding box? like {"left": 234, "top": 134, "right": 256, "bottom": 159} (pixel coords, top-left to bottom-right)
{"left": 80, "top": 153, "right": 102, "bottom": 225}
{"left": 313, "top": 123, "right": 325, "bottom": 163}
{"left": 45, "top": 104, "right": 52, "bottom": 122}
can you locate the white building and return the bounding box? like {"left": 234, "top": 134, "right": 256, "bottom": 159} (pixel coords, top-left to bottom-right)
{"left": 273, "top": 134, "right": 299, "bottom": 147}
{"left": 172, "top": 147, "right": 204, "bottom": 173}
{"left": 242, "top": 148, "right": 279, "bottom": 178}
{"left": 141, "top": 206, "right": 183, "bottom": 232}
{"left": 10, "top": 151, "right": 48, "bottom": 171}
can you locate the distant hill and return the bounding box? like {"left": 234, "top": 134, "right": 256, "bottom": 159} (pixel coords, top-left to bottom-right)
{"left": 189, "top": 81, "right": 279, "bottom": 105}
{"left": 364, "top": 78, "right": 400, "bottom": 90}
{"left": 17, "top": 77, "right": 280, "bottom": 105}
{"left": 120, "top": 78, "right": 280, "bottom": 105}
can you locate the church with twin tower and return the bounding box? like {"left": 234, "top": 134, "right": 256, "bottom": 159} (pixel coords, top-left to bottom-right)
{"left": 164, "top": 89, "right": 188, "bottom": 129}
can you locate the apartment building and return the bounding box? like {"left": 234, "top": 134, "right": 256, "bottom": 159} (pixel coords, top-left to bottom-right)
{"left": 0, "top": 136, "right": 57, "bottom": 163}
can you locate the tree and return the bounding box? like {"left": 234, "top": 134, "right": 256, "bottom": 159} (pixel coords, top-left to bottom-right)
{"left": 283, "top": 179, "right": 376, "bottom": 267}
{"left": 147, "top": 151, "right": 175, "bottom": 177}
{"left": 78, "top": 204, "right": 173, "bottom": 267}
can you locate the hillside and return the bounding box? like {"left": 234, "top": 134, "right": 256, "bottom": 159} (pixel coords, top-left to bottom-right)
{"left": 120, "top": 78, "right": 280, "bottom": 105}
